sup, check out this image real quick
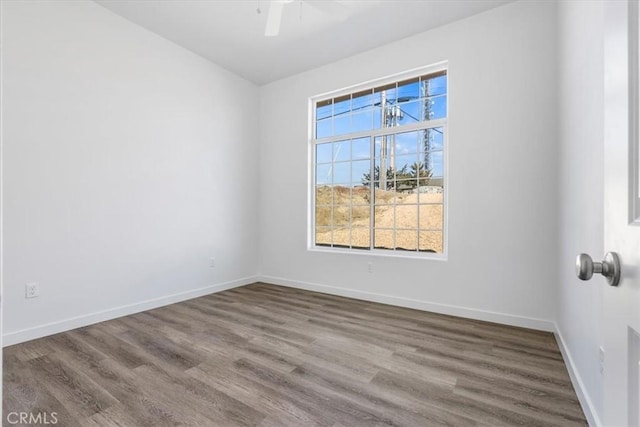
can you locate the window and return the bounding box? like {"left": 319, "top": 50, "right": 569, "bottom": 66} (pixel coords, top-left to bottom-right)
{"left": 311, "top": 66, "right": 447, "bottom": 256}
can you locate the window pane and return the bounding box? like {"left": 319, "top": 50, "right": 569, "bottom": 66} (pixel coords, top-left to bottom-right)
{"left": 334, "top": 95, "right": 350, "bottom": 115}
{"left": 316, "top": 99, "right": 332, "bottom": 138}
{"left": 384, "top": 104, "right": 403, "bottom": 128}
{"left": 396, "top": 230, "right": 418, "bottom": 251}
{"left": 429, "top": 151, "right": 444, "bottom": 177}
{"left": 421, "top": 73, "right": 447, "bottom": 121}
{"left": 350, "top": 227, "right": 370, "bottom": 250}
{"left": 396, "top": 190, "right": 417, "bottom": 206}
{"left": 317, "top": 99, "right": 333, "bottom": 120}
{"left": 334, "top": 114, "right": 350, "bottom": 137}
{"left": 333, "top": 140, "right": 350, "bottom": 162}
{"left": 419, "top": 230, "right": 443, "bottom": 253}
{"left": 397, "top": 100, "right": 422, "bottom": 126}
{"left": 374, "top": 204, "right": 394, "bottom": 227}
{"left": 316, "top": 185, "right": 333, "bottom": 205}
{"left": 395, "top": 204, "right": 417, "bottom": 229}
{"left": 374, "top": 229, "right": 394, "bottom": 250}
{"left": 374, "top": 157, "right": 394, "bottom": 185}
{"left": 426, "top": 95, "right": 447, "bottom": 120}
{"left": 373, "top": 105, "right": 383, "bottom": 129}
{"left": 408, "top": 160, "right": 430, "bottom": 179}
{"left": 351, "top": 205, "right": 370, "bottom": 227}
{"left": 332, "top": 162, "right": 350, "bottom": 184}
{"left": 395, "top": 131, "right": 419, "bottom": 155}
{"left": 397, "top": 77, "right": 420, "bottom": 102}
{"left": 421, "top": 127, "right": 444, "bottom": 152}
{"left": 351, "top": 160, "right": 370, "bottom": 184}
{"left": 396, "top": 179, "right": 417, "bottom": 192}
{"left": 352, "top": 137, "right": 370, "bottom": 160}
{"left": 351, "top": 186, "right": 370, "bottom": 205}
{"left": 419, "top": 188, "right": 444, "bottom": 204}
{"left": 422, "top": 74, "right": 447, "bottom": 97}
{"left": 374, "top": 187, "right": 395, "bottom": 204}
{"left": 332, "top": 185, "right": 350, "bottom": 205}
{"left": 316, "top": 143, "right": 332, "bottom": 164}
{"left": 352, "top": 89, "right": 374, "bottom": 112}
{"left": 316, "top": 206, "right": 332, "bottom": 227}
{"left": 431, "top": 177, "right": 444, "bottom": 189}
{"left": 316, "top": 118, "right": 332, "bottom": 139}
{"left": 315, "top": 227, "right": 331, "bottom": 246}
{"left": 418, "top": 204, "right": 443, "bottom": 230}
{"left": 316, "top": 164, "right": 332, "bottom": 185}
{"left": 332, "top": 227, "right": 350, "bottom": 248}
{"left": 418, "top": 176, "right": 435, "bottom": 191}
{"left": 395, "top": 154, "right": 417, "bottom": 174}
{"left": 352, "top": 110, "right": 373, "bottom": 133}
{"left": 333, "top": 205, "right": 350, "bottom": 228}
{"left": 375, "top": 82, "right": 397, "bottom": 104}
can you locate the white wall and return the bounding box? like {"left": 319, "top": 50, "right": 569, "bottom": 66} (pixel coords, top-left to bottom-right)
{"left": 0, "top": 1, "right": 605, "bottom": 421}
{"left": 258, "top": 1, "right": 558, "bottom": 329}
{"left": 556, "top": 1, "right": 604, "bottom": 424}
{"left": 2, "top": 0, "right": 260, "bottom": 344}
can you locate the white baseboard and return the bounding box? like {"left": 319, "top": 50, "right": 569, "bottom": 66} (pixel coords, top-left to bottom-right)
{"left": 2, "top": 275, "right": 259, "bottom": 347}
{"left": 258, "top": 275, "right": 555, "bottom": 332}
{"left": 554, "top": 326, "right": 601, "bottom": 427}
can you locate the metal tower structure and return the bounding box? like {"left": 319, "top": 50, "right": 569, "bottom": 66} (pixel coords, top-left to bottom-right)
{"left": 422, "top": 78, "right": 432, "bottom": 173}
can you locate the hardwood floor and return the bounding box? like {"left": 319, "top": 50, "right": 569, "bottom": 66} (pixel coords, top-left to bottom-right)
{"left": 3, "top": 283, "right": 587, "bottom": 426}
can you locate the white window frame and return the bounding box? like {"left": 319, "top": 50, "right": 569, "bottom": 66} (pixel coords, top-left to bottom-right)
{"left": 308, "top": 62, "right": 449, "bottom": 260}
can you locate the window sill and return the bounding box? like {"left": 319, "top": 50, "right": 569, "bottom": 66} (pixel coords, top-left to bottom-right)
{"left": 307, "top": 246, "right": 448, "bottom": 261}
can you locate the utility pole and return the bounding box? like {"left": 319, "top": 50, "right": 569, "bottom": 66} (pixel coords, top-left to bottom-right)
{"left": 390, "top": 105, "right": 398, "bottom": 178}
{"left": 380, "top": 90, "right": 387, "bottom": 191}
{"left": 423, "top": 79, "right": 432, "bottom": 172}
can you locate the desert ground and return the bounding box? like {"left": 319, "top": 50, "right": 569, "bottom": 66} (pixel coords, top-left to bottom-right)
{"left": 315, "top": 185, "right": 443, "bottom": 253}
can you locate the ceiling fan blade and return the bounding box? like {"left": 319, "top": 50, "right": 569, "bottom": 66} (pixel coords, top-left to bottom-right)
{"left": 265, "top": 1, "right": 284, "bottom": 37}
{"left": 306, "top": 0, "right": 349, "bottom": 20}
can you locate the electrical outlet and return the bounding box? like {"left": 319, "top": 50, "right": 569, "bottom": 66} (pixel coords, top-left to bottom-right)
{"left": 599, "top": 346, "right": 605, "bottom": 375}
{"left": 25, "top": 282, "right": 40, "bottom": 299}
{"left": 209, "top": 258, "right": 216, "bottom": 268}
{"left": 368, "top": 262, "right": 373, "bottom": 273}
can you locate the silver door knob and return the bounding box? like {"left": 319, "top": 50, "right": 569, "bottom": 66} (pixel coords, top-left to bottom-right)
{"left": 575, "top": 252, "right": 621, "bottom": 286}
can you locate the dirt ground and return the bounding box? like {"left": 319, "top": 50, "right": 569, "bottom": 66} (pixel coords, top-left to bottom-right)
{"left": 315, "top": 185, "right": 443, "bottom": 252}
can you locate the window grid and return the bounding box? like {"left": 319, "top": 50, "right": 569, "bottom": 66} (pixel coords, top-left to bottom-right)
{"left": 312, "top": 68, "right": 446, "bottom": 255}
{"left": 314, "top": 127, "right": 445, "bottom": 253}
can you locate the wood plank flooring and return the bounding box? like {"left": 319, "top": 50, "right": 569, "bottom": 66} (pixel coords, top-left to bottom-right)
{"left": 3, "top": 283, "right": 587, "bottom": 426}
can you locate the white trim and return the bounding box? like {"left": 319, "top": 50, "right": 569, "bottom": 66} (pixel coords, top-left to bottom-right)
{"left": 2, "top": 275, "right": 259, "bottom": 347}
{"left": 307, "top": 246, "right": 447, "bottom": 261}
{"left": 314, "top": 118, "right": 447, "bottom": 144}
{"left": 554, "top": 326, "right": 602, "bottom": 427}
{"left": 259, "top": 275, "right": 555, "bottom": 332}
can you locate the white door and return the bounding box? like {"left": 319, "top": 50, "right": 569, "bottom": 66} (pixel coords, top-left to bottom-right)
{"left": 603, "top": 1, "right": 640, "bottom": 425}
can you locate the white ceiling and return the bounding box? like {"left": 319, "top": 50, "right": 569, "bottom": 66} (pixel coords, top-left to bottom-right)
{"left": 95, "top": 0, "right": 513, "bottom": 85}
